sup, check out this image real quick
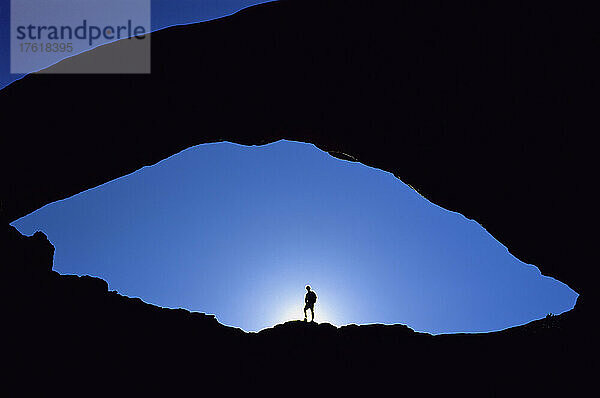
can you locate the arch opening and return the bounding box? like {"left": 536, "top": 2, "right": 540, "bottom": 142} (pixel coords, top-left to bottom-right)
{"left": 10, "top": 140, "right": 578, "bottom": 333}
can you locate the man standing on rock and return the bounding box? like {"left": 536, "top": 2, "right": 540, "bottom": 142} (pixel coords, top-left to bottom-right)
{"left": 304, "top": 285, "right": 317, "bottom": 322}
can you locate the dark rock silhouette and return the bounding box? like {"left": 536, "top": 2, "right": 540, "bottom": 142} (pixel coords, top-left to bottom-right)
{"left": 0, "top": 0, "right": 596, "bottom": 394}
{"left": 0, "top": 0, "right": 594, "bottom": 300}
{"left": 3, "top": 224, "right": 590, "bottom": 395}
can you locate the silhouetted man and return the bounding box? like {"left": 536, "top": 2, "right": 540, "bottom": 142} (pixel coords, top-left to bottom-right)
{"left": 304, "top": 285, "right": 317, "bottom": 322}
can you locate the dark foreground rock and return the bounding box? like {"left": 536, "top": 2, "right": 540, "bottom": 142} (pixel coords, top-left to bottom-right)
{"left": 2, "top": 225, "right": 592, "bottom": 396}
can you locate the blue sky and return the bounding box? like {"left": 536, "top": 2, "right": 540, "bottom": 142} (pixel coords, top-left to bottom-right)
{"left": 11, "top": 141, "right": 578, "bottom": 334}
{"left": 0, "top": 0, "right": 274, "bottom": 90}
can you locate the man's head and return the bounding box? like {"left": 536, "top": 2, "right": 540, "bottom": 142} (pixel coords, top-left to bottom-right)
{"left": 306, "top": 285, "right": 311, "bottom": 291}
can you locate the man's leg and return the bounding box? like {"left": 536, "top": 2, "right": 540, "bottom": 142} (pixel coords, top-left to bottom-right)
{"left": 310, "top": 307, "right": 315, "bottom": 322}
{"left": 304, "top": 305, "right": 308, "bottom": 321}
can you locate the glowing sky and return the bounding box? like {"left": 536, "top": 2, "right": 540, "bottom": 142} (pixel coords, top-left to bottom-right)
{"left": 11, "top": 140, "right": 578, "bottom": 333}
